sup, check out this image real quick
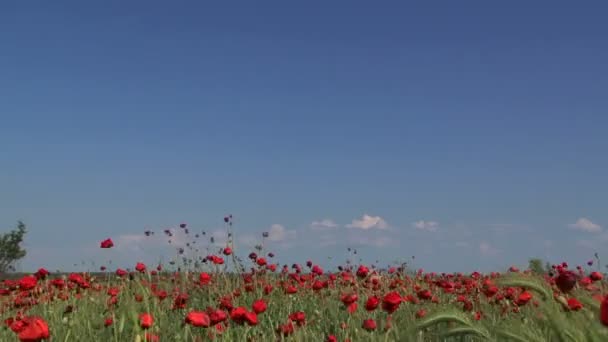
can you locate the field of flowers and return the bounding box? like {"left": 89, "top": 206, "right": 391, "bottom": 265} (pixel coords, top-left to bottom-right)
{"left": 2, "top": 218, "right": 608, "bottom": 341}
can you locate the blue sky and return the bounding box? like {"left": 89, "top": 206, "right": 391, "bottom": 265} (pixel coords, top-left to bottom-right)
{"left": 1, "top": 1, "right": 607, "bottom": 273}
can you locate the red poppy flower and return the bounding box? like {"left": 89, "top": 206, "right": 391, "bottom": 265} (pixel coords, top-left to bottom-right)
{"left": 362, "top": 318, "right": 377, "bottom": 331}
{"left": 276, "top": 321, "right": 294, "bottom": 336}
{"left": 139, "top": 313, "right": 154, "bottom": 329}
{"left": 104, "top": 317, "right": 113, "bottom": 327}
{"left": 34, "top": 268, "right": 49, "bottom": 280}
{"left": 600, "top": 295, "right": 608, "bottom": 326}
{"left": 416, "top": 308, "right": 427, "bottom": 318}
{"left": 341, "top": 293, "right": 358, "bottom": 306}
{"left": 356, "top": 265, "right": 369, "bottom": 278}
{"left": 208, "top": 308, "right": 228, "bottom": 325}
{"left": 100, "top": 238, "right": 114, "bottom": 248}
{"left": 135, "top": 262, "right": 147, "bottom": 273}
{"left": 12, "top": 316, "right": 50, "bottom": 342}
{"left": 288, "top": 311, "right": 306, "bottom": 326}
{"left": 185, "top": 311, "right": 211, "bottom": 327}
{"left": 256, "top": 258, "right": 267, "bottom": 266}
{"left": 18, "top": 276, "right": 37, "bottom": 291}
{"left": 365, "top": 296, "right": 379, "bottom": 311}
{"left": 555, "top": 271, "right": 578, "bottom": 293}
{"left": 199, "top": 272, "right": 211, "bottom": 285}
{"left": 382, "top": 291, "right": 402, "bottom": 313}
{"left": 567, "top": 298, "right": 583, "bottom": 311}
{"left": 145, "top": 333, "right": 159, "bottom": 342}
{"left": 252, "top": 299, "right": 267, "bottom": 314}
{"left": 230, "top": 307, "right": 248, "bottom": 324}
{"left": 515, "top": 291, "right": 532, "bottom": 306}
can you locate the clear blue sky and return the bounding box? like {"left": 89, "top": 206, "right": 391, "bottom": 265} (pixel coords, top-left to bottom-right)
{"left": 1, "top": 1, "right": 607, "bottom": 273}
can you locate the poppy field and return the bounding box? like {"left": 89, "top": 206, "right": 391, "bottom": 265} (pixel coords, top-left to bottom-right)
{"left": 2, "top": 218, "right": 608, "bottom": 342}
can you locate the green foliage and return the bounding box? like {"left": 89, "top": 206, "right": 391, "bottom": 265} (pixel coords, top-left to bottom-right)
{"left": 528, "top": 258, "right": 546, "bottom": 275}
{"left": 0, "top": 221, "right": 27, "bottom": 273}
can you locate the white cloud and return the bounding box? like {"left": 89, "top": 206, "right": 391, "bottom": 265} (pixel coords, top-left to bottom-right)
{"left": 412, "top": 220, "right": 439, "bottom": 232}
{"left": 569, "top": 218, "right": 602, "bottom": 233}
{"left": 268, "top": 224, "right": 296, "bottom": 242}
{"left": 346, "top": 214, "right": 388, "bottom": 230}
{"left": 310, "top": 219, "right": 339, "bottom": 230}
{"left": 479, "top": 241, "right": 500, "bottom": 256}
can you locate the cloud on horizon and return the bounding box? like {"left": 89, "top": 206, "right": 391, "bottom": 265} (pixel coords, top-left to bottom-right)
{"left": 479, "top": 241, "right": 500, "bottom": 256}
{"left": 569, "top": 218, "right": 602, "bottom": 233}
{"left": 412, "top": 220, "right": 439, "bottom": 232}
{"left": 310, "top": 219, "right": 339, "bottom": 230}
{"left": 267, "top": 224, "right": 296, "bottom": 242}
{"left": 346, "top": 214, "right": 388, "bottom": 230}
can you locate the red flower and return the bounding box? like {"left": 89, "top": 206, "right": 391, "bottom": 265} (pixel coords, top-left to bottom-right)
{"left": 590, "top": 271, "right": 603, "bottom": 281}
{"left": 223, "top": 247, "right": 232, "bottom": 256}
{"left": 382, "top": 291, "right": 402, "bottom": 313}
{"left": 208, "top": 308, "right": 228, "bottom": 325}
{"left": 139, "top": 313, "right": 154, "bottom": 329}
{"left": 416, "top": 308, "right": 427, "bottom": 318}
{"left": 600, "top": 295, "right": 608, "bottom": 326}
{"left": 173, "top": 293, "right": 189, "bottom": 310}
{"left": 145, "top": 333, "right": 159, "bottom": 342}
{"left": 356, "top": 265, "right": 369, "bottom": 278}
{"left": 365, "top": 296, "right": 379, "bottom": 311}
{"left": 18, "top": 276, "right": 37, "bottom": 291}
{"left": 135, "top": 262, "right": 147, "bottom": 273}
{"left": 104, "top": 317, "right": 113, "bottom": 327}
{"left": 100, "top": 238, "right": 114, "bottom": 248}
{"left": 285, "top": 285, "right": 298, "bottom": 294}
{"left": 231, "top": 307, "right": 257, "bottom": 326}
{"left": 276, "top": 321, "right": 295, "bottom": 336}
{"left": 116, "top": 268, "right": 128, "bottom": 277}
{"left": 416, "top": 289, "right": 432, "bottom": 300}
{"left": 341, "top": 293, "right": 358, "bottom": 306}
{"left": 252, "top": 299, "right": 267, "bottom": 314}
{"left": 362, "top": 318, "right": 377, "bottom": 331}
{"left": 185, "top": 311, "right": 211, "bottom": 327}
{"left": 199, "top": 272, "right": 212, "bottom": 285}
{"left": 288, "top": 311, "right": 306, "bottom": 326}
{"left": 244, "top": 311, "right": 258, "bottom": 326}
{"left": 256, "top": 258, "right": 267, "bottom": 266}
{"left": 567, "top": 298, "right": 583, "bottom": 311}
{"left": 13, "top": 316, "right": 50, "bottom": 342}
{"left": 515, "top": 291, "right": 532, "bottom": 306}
{"left": 212, "top": 256, "right": 224, "bottom": 265}
{"left": 555, "top": 271, "right": 578, "bottom": 293}
{"left": 34, "top": 268, "right": 49, "bottom": 280}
